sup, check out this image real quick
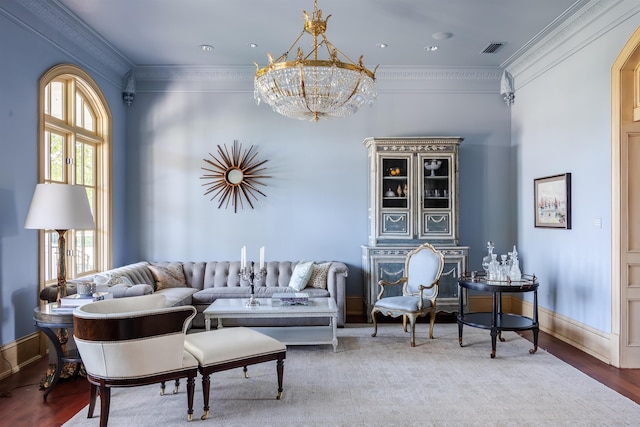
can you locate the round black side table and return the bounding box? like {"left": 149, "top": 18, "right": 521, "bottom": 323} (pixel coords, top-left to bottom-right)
{"left": 457, "top": 273, "right": 539, "bottom": 358}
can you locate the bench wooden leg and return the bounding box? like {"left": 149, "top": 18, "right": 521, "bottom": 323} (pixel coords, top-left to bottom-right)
{"left": 277, "top": 356, "right": 284, "bottom": 400}
{"left": 201, "top": 374, "right": 211, "bottom": 420}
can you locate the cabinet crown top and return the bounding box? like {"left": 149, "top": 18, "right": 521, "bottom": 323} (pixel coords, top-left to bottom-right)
{"left": 363, "top": 137, "right": 464, "bottom": 148}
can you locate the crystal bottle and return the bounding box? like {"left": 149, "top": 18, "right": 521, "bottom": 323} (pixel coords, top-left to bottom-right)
{"left": 482, "top": 241, "right": 495, "bottom": 273}
{"left": 488, "top": 253, "right": 499, "bottom": 280}
{"left": 509, "top": 245, "right": 522, "bottom": 281}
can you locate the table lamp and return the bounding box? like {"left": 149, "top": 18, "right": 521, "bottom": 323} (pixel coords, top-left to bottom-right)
{"left": 25, "top": 183, "right": 95, "bottom": 303}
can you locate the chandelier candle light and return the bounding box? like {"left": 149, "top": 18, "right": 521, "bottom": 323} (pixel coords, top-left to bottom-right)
{"left": 253, "top": 0, "right": 378, "bottom": 122}
{"left": 240, "top": 246, "right": 266, "bottom": 307}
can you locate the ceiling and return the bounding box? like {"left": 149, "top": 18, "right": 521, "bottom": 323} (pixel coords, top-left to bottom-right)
{"left": 56, "top": 0, "right": 582, "bottom": 70}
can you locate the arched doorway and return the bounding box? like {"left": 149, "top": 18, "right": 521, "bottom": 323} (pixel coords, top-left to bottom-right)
{"left": 612, "top": 26, "right": 640, "bottom": 368}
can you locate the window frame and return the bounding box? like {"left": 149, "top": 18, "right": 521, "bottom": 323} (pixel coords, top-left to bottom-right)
{"left": 38, "top": 64, "right": 112, "bottom": 294}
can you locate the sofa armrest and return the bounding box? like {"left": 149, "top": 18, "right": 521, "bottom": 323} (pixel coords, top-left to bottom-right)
{"left": 326, "top": 262, "right": 348, "bottom": 327}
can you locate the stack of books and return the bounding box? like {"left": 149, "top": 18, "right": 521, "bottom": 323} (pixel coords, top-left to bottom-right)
{"left": 52, "top": 292, "right": 113, "bottom": 311}
{"left": 272, "top": 292, "right": 310, "bottom": 306}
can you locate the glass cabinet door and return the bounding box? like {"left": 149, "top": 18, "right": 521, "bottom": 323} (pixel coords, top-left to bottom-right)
{"left": 421, "top": 155, "right": 450, "bottom": 210}
{"left": 379, "top": 155, "right": 412, "bottom": 239}
{"left": 381, "top": 157, "right": 409, "bottom": 209}
{"left": 419, "top": 154, "right": 454, "bottom": 241}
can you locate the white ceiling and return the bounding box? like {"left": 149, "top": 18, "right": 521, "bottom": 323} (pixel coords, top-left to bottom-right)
{"left": 56, "top": 0, "right": 582, "bottom": 70}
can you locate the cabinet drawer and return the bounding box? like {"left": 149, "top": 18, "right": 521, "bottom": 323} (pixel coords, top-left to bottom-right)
{"left": 424, "top": 213, "right": 450, "bottom": 234}
{"left": 382, "top": 212, "right": 410, "bottom": 236}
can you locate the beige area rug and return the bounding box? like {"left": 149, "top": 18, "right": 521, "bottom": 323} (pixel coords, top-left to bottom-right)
{"left": 63, "top": 323, "right": 640, "bottom": 427}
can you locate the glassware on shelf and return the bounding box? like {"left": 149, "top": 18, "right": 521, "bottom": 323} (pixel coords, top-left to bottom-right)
{"left": 500, "top": 254, "right": 509, "bottom": 280}
{"left": 487, "top": 253, "right": 499, "bottom": 280}
{"left": 482, "top": 241, "right": 495, "bottom": 273}
{"left": 424, "top": 159, "right": 442, "bottom": 176}
{"left": 509, "top": 245, "right": 522, "bottom": 281}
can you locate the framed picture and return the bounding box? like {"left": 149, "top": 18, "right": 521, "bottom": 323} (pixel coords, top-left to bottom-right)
{"left": 534, "top": 173, "right": 571, "bottom": 229}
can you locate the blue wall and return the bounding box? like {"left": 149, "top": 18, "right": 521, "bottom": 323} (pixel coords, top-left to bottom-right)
{"left": 0, "top": 4, "right": 128, "bottom": 345}
{"left": 123, "top": 76, "right": 512, "bottom": 299}
{"left": 512, "top": 6, "right": 640, "bottom": 333}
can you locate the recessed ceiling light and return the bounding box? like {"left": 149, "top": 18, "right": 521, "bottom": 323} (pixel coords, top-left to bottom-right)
{"left": 376, "top": 43, "right": 388, "bottom": 49}
{"left": 248, "top": 43, "right": 258, "bottom": 48}
{"left": 200, "top": 44, "right": 214, "bottom": 52}
{"left": 432, "top": 32, "right": 453, "bottom": 40}
{"left": 424, "top": 46, "right": 439, "bottom": 52}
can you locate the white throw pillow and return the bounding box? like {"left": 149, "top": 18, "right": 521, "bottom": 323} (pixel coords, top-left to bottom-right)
{"left": 93, "top": 273, "right": 134, "bottom": 287}
{"left": 288, "top": 261, "right": 314, "bottom": 291}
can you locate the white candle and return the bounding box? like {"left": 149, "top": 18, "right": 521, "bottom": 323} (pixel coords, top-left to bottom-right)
{"left": 241, "top": 246, "right": 246, "bottom": 268}
{"left": 260, "top": 246, "right": 265, "bottom": 269}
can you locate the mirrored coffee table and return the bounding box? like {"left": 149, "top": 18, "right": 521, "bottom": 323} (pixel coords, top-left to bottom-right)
{"left": 203, "top": 297, "right": 338, "bottom": 352}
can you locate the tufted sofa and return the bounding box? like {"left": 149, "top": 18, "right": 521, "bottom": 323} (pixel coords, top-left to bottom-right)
{"left": 40, "top": 261, "right": 348, "bottom": 328}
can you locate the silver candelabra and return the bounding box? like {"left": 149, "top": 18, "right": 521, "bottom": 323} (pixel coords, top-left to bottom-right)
{"left": 240, "top": 261, "right": 266, "bottom": 307}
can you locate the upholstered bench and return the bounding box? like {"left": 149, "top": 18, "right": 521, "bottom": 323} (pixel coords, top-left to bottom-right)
{"left": 183, "top": 327, "right": 286, "bottom": 420}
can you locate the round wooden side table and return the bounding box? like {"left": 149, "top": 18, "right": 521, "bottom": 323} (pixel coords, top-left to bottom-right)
{"left": 33, "top": 303, "right": 82, "bottom": 400}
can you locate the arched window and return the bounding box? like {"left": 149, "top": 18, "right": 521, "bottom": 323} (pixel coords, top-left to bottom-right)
{"left": 38, "top": 64, "right": 111, "bottom": 289}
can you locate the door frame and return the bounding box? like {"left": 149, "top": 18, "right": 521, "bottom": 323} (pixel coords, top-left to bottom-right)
{"left": 611, "top": 26, "right": 640, "bottom": 368}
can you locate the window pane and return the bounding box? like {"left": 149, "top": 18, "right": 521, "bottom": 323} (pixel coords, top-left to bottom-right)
{"left": 83, "top": 104, "right": 95, "bottom": 131}
{"left": 45, "top": 230, "right": 58, "bottom": 283}
{"left": 75, "top": 229, "right": 95, "bottom": 274}
{"left": 75, "top": 91, "right": 96, "bottom": 132}
{"left": 44, "top": 84, "right": 50, "bottom": 115}
{"left": 75, "top": 141, "right": 95, "bottom": 186}
{"left": 47, "top": 131, "right": 65, "bottom": 182}
{"left": 84, "top": 144, "right": 94, "bottom": 186}
{"left": 75, "top": 92, "right": 82, "bottom": 127}
{"left": 50, "top": 81, "right": 64, "bottom": 120}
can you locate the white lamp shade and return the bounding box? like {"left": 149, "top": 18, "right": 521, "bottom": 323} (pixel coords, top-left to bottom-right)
{"left": 25, "top": 183, "right": 95, "bottom": 230}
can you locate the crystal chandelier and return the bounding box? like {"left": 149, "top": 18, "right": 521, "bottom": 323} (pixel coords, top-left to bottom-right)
{"left": 254, "top": 0, "right": 378, "bottom": 122}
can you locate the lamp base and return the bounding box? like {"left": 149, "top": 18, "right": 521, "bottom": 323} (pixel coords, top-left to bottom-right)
{"left": 56, "top": 284, "right": 67, "bottom": 304}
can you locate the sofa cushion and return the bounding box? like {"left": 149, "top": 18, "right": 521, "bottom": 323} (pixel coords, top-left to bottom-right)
{"left": 288, "top": 261, "right": 314, "bottom": 291}
{"left": 149, "top": 263, "right": 187, "bottom": 290}
{"left": 307, "top": 262, "right": 331, "bottom": 289}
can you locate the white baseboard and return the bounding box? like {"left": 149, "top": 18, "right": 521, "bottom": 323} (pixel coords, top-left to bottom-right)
{"left": 515, "top": 298, "right": 612, "bottom": 364}
{"left": 470, "top": 295, "right": 611, "bottom": 364}
{"left": 0, "top": 332, "right": 43, "bottom": 381}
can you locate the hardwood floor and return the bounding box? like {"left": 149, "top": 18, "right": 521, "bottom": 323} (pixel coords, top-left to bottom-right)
{"left": 1, "top": 324, "right": 638, "bottom": 426}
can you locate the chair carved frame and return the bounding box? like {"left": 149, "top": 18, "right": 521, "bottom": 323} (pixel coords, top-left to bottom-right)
{"left": 371, "top": 242, "right": 445, "bottom": 347}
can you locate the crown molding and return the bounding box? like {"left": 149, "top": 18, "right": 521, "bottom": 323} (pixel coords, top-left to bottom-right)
{"left": 9, "top": 0, "right": 132, "bottom": 79}
{"left": 504, "top": 0, "right": 628, "bottom": 87}
{"left": 132, "top": 65, "right": 501, "bottom": 82}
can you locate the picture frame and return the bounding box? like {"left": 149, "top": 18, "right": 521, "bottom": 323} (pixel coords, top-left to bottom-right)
{"left": 534, "top": 173, "right": 571, "bottom": 229}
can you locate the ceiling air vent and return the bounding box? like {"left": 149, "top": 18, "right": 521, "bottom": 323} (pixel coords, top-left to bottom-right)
{"left": 481, "top": 42, "right": 506, "bottom": 54}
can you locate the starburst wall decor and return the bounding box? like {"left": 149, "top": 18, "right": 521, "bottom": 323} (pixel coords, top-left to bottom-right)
{"left": 200, "top": 140, "right": 270, "bottom": 213}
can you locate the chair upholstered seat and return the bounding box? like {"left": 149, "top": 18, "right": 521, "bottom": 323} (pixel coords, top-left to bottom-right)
{"left": 373, "top": 296, "right": 434, "bottom": 312}
{"left": 371, "top": 242, "right": 445, "bottom": 347}
{"left": 184, "top": 327, "right": 286, "bottom": 420}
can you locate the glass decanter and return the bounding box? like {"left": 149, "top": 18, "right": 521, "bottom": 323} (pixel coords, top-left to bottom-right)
{"left": 509, "top": 245, "right": 522, "bottom": 281}
{"left": 500, "top": 254, "right": 509, "bottom": 280}
{"left": 487, "top": 253, "right": 499, "bottom": 280}
{"left": 482, "top": 241, "right": 495, "bottom": 274}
